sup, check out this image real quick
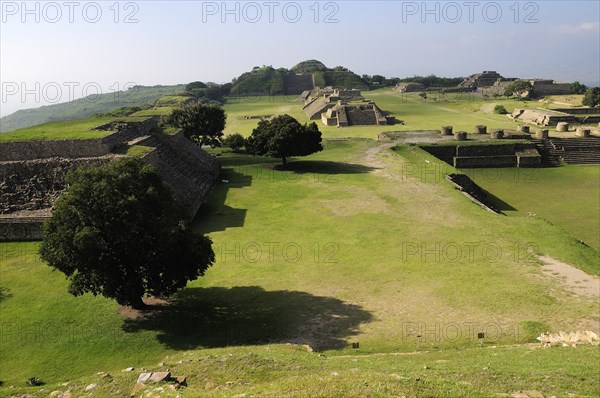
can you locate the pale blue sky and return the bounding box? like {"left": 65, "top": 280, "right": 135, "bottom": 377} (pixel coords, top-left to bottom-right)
{"left": 1, "top": 0, "right": 599, "bottom": 116}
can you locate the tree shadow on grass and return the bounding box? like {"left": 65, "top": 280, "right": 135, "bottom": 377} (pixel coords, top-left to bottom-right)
{"left": 193, "top": 168, "right": 251, "bottom": 234}
{"left": 121, "top": 286, "right": 373, "bottom": 351}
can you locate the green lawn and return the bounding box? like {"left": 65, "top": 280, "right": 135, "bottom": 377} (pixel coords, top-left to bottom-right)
{"left": 0, "top": 116, "right": 153, "bottom": 142}
{"left": 3, "top": 139, "right": 597, "bottom": 394}
{"left": 0, "top": 117, "right": 116, "bottom": 141}
{"left": 1, "top": 92, "right": 599, "bottom": 396}
{"left": 463, "top": 165, "right": 600, "bottom": 250}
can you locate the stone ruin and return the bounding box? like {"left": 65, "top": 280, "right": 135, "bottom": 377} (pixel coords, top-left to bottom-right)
{"left": 458, "top": 71, "right": 508, "bottom": 90}
{"left": 456, "top": 71, "right": 574, "bottom": 97}
{"left": 511, "top": 107, "right": 600, "bottom": 127}
{"left": 302, "top": 89, "right": 393, "bottom": 127}
{"left": 321, "top": 102, "right": 389, "bottom": 127}
{"left": 0, "top": 118, "right": 221, "bottom": 241}
{"left": 393, "top": 82, "right": 425, "bottom": 93}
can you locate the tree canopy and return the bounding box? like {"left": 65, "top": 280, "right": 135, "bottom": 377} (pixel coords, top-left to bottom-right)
{"left": 222, "top": 133, "right": 246, "bottom": 152}
{"left": 245, "top": 114, "right": 323, "bottom": 166}
{"left": 165, "top": 103, "right": 226, "bottom": 147}
{"left": 582, "top": 87, "right": 600, "bottom": 107}
{"left": 570, "top": 81, "right": 587, "bottom": 95}
{"left": 185, "top": 81, "right": 208, "bottom": 91}
{"left": 504, "top": 80, "right": 533, "bottom": 98}
{"left": 39, "top": 158, "right": 215, "bottom": 309}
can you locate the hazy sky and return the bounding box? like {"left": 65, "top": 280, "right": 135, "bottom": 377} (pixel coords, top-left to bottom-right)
{"left": 1, "top": 0, "right": 599, "bottom": 116}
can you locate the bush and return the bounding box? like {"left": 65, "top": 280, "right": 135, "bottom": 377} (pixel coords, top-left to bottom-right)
{"left": 222, "top": 133, "right": 246, "bottom": 152}
{"left": 582, "top": 87, "right": 600, "bottom": 107}
{"left": 494, "top": 105, "right": 508, "bottom": 114}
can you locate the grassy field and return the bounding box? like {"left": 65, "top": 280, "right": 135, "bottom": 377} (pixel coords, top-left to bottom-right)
{"left": 0, "top": 117, "right": 116, "bottom": 141}
{"left": 0, "top": 116, "right": 154, "bottom": 142}
{"left": 1, "top": 344, "right": 598, "bottom": 398}
{"left": 222, "top": 89, "right": 537, "bottom": 139}
{"left": 464, "top": 165, "right": 600, "bottom": 250}
{"left": 1, "top": 91, "right": 599, "bottom": 396}
{"left": 2, "top": 139, "right": 598, "bottom": 396}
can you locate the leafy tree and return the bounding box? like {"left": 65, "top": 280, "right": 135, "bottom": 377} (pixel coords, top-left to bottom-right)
{"left": 418, "top": 92, "right": 428, "bottom": 100}
{"left": 39, "top": 158, "right": 215, "bottom": 309}
{"left": 222, "top": 133, "right": 246, "bottom": 152}
{"left": 166, "top": 103, "right": 226, "bottom": 147}
{"left": 246, "top": 114, "right": 323, "bottom": 167}
{"left": 582, "top": 87, "right": 600, "bottom": 107}
{"left": 504, "top": 80, "right": 533, "bottom": 98}
{"left": 185, "top": 81, "right": 207, "bottom": 91}
{"left": 570, "top": 81, "right": 587, "bottom": 94}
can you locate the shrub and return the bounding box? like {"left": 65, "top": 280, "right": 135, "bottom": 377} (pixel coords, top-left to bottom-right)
{"left": 222, "top": 133, "right": 246, "bottom": 152}
{"left": 494, "top": 105, "right": 508, "bottom": 114}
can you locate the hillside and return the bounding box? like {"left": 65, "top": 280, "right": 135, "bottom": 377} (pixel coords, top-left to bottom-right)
{"left": 230, "top": 60, "right": 368, "bottom": 96}
{"left": 0, "top": 84, "right": 185, "bottom": 133}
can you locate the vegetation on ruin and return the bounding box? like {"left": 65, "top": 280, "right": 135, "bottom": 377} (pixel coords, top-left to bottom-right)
{"left": 582, "top": 87, "right": 600, "bottom": 107}
{"left": 164, "top": 103, "right": 226, "bottom": 147}
{"left": 0, "top": 117, "right": 119, "bottom": 141}
{"left": 39, "top": 158, "right": 215, "bottom": 309}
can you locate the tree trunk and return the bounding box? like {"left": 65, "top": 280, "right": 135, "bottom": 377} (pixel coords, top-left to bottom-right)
{"left": 281, "top": 156, "right": 287, "bottom": 167}
{"left": 129, "top": 296, "right": 147, "bottom": 310}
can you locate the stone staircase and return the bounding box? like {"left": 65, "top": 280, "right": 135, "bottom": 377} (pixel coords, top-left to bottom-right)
{"left": 136, "top": 134, "right": 220, "bottom": 220}
{"left": 346, "top": 106, "right": 377, "bottom": 126}
{"left": 546, "top": 137, "right": 600, "bottom": 165}
{"left": 531, "top": 139, "right": 562, "bottom": 167}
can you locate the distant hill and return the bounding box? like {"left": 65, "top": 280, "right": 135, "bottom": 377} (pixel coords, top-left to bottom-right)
{"left": 0, "top": 84, "right": 185, "bottom": 133}
{"left": 230, "top": 60, "right": 368, "bottom": 96}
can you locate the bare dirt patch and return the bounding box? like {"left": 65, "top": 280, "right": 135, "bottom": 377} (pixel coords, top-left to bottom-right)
{"left": 537, "top": 255, "right": 600, "bottom": 298}
{"left": 118, "top": 296, "right": 171, "bottom": 320}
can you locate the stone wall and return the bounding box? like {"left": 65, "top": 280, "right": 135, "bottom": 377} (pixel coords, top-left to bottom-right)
{"left": 0, "top": 156, "right": 115, "bottom": 214}
{"left": 454, "top": 155, "right": 517, "bottom": 168}
{"left": 531, "top": 82, "right": 572, "bottom": 97}
{"left": 0, "top": 216, "right": 47, "bottom": 241}
{"left": 0, "top": 118, "right": 157, "bottom": 161}
{"left": 0, "top": 119, "right": 219, "bottom": 241}
{"left": 283, "top": 74, "right": 315, "bottom": 95}
{"left": 420, "top": 143, "right": 540, "bottom": 168}
{"left": 553, "top": 108, "right": 600, "bottom": 115}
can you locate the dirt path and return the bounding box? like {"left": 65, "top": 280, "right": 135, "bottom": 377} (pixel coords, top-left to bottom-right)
{"left": 538, "top": 255, "right": 600, "bottom": 299}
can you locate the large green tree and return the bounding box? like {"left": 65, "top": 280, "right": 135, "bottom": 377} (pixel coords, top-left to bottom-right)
{"left": 39, "top": 158, "right": 215, "bottom": 309}
{"left": 245, "top": 114, "right": 323, "bottom": 167}
{"left": 166, "top": 103, "right": 226, "bottom": 147}
{"left": 504, "top": 80, "right": 533, "bottom": 98}
{"left": 582, "top": 87, "right": 600, "bottom": 107}
{"left": 570, "top": 81, "right": 587, "bottom": 94}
